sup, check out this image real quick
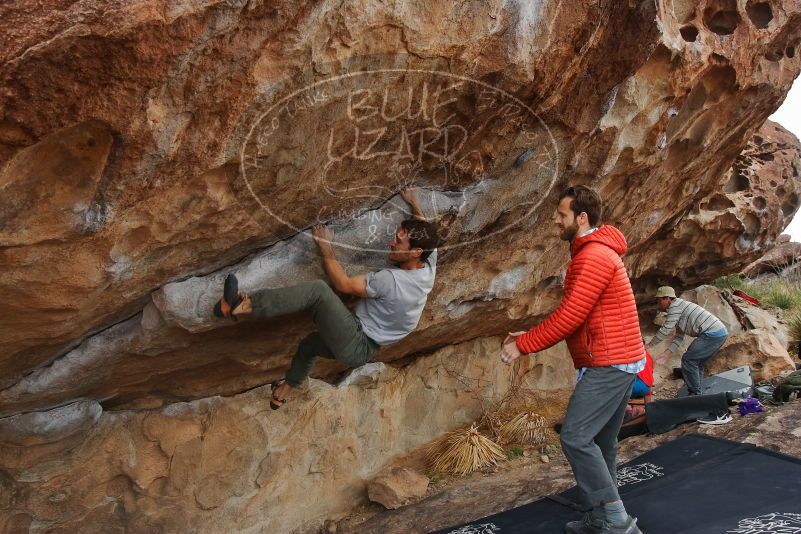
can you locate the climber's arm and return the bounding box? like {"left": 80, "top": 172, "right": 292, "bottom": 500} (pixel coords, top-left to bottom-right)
{"left": 400, "top": 185, "right": 426, "bottom": 221}
{"left": 312, "top": 225, "right": 369, "bottom": 298}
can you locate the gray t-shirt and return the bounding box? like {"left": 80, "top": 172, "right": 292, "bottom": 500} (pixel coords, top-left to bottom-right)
{"left": 354, "top": 250, "right": 437, "bottom": 345}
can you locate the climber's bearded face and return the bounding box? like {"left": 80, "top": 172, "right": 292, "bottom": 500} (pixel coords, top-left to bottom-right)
{"left": 555, "top": 197, "right": 579, "bottom": 241}
{"left": 388, "top": 227, "right": 422, "bottom": 265}
{"left": 657, "top": 296, "right": 671, "bottom": 312}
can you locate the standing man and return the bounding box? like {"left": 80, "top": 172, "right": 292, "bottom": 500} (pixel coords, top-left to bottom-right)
{"left": 501, "top": 186, "right": 645, "bottom": 534}
{"left": 215, "top": 186, "right": 439, "bottom": 410}
{"left": 648, "top": 286, "right": 729, "bottom": 398}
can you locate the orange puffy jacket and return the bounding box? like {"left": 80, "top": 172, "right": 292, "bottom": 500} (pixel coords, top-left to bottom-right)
{"left": 515, "top": 225, "right": 645, "bottom": 369}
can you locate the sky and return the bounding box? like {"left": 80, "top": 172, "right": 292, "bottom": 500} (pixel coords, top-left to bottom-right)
{"left": 768, "top": 79, "right": 801, "bottom": 241}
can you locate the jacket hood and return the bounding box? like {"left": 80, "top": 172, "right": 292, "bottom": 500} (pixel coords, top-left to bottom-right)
{"left": 570, "top": 225, "right": 628, "bottom": 257}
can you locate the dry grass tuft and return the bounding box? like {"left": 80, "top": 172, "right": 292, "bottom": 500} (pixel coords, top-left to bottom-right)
{"left": 499, "top": 411, "right": 549, "bottom": 447}
{"left": 427, "top": 423, "right": 505, "bottom": 476}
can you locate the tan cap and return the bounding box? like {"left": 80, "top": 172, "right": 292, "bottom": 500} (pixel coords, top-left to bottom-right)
{"left": 655, "top": 286, "right": 676, "bottom": 298}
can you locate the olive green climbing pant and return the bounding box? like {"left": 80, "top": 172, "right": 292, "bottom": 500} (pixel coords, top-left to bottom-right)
{"left": 249, "top": 280, "right": 379, "bottom": 387}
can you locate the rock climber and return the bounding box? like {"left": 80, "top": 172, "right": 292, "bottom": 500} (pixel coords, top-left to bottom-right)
{"left": 213, "top": 186, "right": 439, "bottom": 410}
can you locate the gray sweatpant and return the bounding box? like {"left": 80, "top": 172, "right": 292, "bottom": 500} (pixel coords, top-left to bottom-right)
{"left": 250, "top": 280, "right": 380, "bottom": 387}
{"left": 681, "top": 334, "right": 728, "bottom": 395}
{"left": 560, "top": 366, "right": 635, "bottom": 510}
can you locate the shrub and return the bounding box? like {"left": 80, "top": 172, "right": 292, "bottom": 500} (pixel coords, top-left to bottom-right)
{"left": 713, "top": 274, "right": 747, "bottom": 291}
{"left": 763, "top": 286, "right": 801, "bottom": 310}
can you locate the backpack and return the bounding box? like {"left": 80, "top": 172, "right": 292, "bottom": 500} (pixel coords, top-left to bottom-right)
{"left": 773, "top": 370, "right": 801, "bottom": 403}
{"left": 753, "top": 382, "right": 775, "bottom": 402}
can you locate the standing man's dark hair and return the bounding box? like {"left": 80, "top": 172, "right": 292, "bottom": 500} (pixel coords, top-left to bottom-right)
{"left": 560, "top": 186, "right": 603, "bottom": 227}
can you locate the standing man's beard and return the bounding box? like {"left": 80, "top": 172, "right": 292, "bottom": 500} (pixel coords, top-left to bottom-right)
{"left": 560, "top": 222, "right": 578, "bottom": 241}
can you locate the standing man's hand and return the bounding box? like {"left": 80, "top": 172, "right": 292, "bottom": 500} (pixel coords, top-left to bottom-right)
{"left": 654, "top": 350, "right": 671, "bottom": 364}
{"left": 312, "top": 224, "right": 334, "bottom": 250}
{"left": 504, "top": 331, "right": 526, "bottom": 345}
{"left": 501, "top": 333, "right": 524, "bottom": 365}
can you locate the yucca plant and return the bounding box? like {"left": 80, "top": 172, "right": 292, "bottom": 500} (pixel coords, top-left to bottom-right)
{"left": 479, "top": 379, "right": 544, "bottom": 440}
{"left": 427, "top": 423, "right": 505, "bottom": 476}
{"left": 499, "top": 411, "right": 549, "bottom": 448}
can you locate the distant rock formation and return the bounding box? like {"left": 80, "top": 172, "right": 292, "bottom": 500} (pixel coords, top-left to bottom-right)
{"left": 743, "top": 234, "right": 801, "bottom": 277}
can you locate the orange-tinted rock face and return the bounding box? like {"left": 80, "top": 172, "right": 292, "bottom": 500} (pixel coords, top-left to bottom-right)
{"left": 0, "top": 0, "right": 798, "bottom": 414}
{"left": 0, "top": 0, "right": 800, "bottom": 531}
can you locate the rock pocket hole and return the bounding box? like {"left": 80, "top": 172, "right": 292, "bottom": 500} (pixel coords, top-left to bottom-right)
{"left": 753, "top": 196, "right": 767, "bottom": 210}
{"left": 746, "top": 0, "right": 773, "bottom": 29}
{"left": 680, "top": 25, "right": 699, "bottom": 42}
{"left": 724, "top": 172, "right": 751, "bottom": 193}
{"left": 782, "top": 193, "right": 799, "bottom": 217}
{"left": 704, "top": 194, "right": 736, "bottom": 211}
{"left": 787, "top": 46, "right": 796, "bottom": 58}
{"left": 743, "top": 213, "right": 760, "bottom": 235}
{"left": 765, "top": 49, "right": 784, "bottom": 61}
{"left": 703, "top": 0, "right": 741, "bottom": 35}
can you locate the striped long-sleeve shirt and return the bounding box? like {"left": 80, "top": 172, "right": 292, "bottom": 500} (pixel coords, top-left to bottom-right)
{"left": 650, "top": 298, "right": 726, "bottom": 353}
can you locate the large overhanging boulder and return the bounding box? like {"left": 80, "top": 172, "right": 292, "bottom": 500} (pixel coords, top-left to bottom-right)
{"left": 0, "top": 0, "right": 799, "bottom": 417}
